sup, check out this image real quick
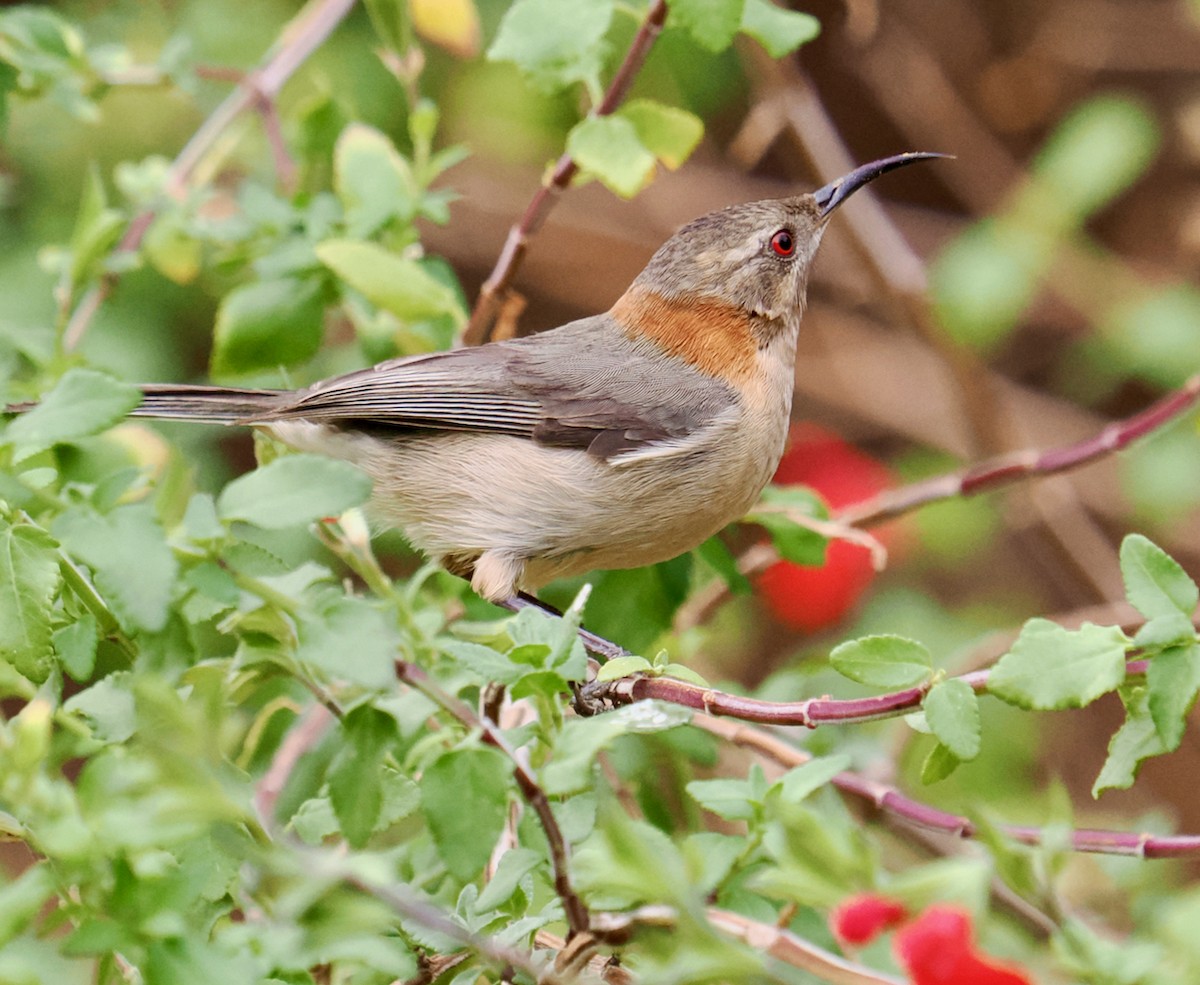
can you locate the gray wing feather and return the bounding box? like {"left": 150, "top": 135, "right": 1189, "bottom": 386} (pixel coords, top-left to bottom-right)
{"left": 255, "top": 315, "right": 737, "bottom": 459}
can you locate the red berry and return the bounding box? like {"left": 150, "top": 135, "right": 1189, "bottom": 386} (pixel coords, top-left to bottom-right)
{"left": 830, "top": 894, "right": 909, "bottom": 946}
{"left": 756, "top": 423, "right": 897, "bottom": 632}
{"left": 894, "top": 906, "right": 1033, "bottom": 985}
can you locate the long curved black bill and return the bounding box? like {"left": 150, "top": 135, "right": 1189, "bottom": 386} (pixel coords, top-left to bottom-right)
{"left": 813, "top": 152, "right": 949, "bottom": 217}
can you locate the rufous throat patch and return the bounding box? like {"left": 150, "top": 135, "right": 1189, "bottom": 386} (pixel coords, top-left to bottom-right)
{"left": 610, "top": 287, "right": 757, "bottom": 385}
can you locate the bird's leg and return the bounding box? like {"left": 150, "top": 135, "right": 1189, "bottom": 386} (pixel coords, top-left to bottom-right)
{"left": 502, "top": 592, "right": 630, "bottom": 663}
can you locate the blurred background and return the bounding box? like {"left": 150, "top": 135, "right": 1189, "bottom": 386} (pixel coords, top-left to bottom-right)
{"left": 2, "top": 0, "right": 1200, "bottom": 845}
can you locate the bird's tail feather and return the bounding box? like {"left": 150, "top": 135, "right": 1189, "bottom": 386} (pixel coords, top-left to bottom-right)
{"left": 130, "top": 384, "right": 287, "bottom": 425}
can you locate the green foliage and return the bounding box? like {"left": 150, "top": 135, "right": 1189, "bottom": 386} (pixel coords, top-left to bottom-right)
{"left": 0, "top": 7, "right": 120, "bottom": 127}
{"left": 931, "top": 95, "right": 1161, "bottom": 354}
{"left": 988, "top": 619, "right": 1130, "bottom": 710}
{"left": 6, "top": 369, "right": 140, "bottom": 455}
{"left": 212, "top": 277, "right": 328, "bottom": 378}
{"left": 0, "top": 523, "right": 60, "bottom": 682}
{"left": 922, "top": 678, "right": 981, "bottom": 761}
{"left": 0, "top": 3, "right": 1195, "bottom": 984}
{"left": 216, "top": 455, "right": 373, "bottom": 529}
{"left": 488, "top": 0, "right": 615, "bottom": 95}
{"left": 739, "top": 0, "right": 820, "bottom": 57}
{"left": 830, "top": 634, "right": 934, "bottom": 688}
{"left": 745, "top": 485, "right": 830, "bottom": 565}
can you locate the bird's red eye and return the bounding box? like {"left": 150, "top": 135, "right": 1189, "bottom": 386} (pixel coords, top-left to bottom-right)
{"left": 770, "top": 229, "right": 795, "bottom": 257}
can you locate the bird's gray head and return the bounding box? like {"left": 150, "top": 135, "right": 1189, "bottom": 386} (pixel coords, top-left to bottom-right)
{"left": 633, "top": 152, "right": 945, "bottom": 325}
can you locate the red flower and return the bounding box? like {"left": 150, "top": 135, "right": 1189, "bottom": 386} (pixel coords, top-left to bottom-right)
{"left": 756, "top": 423, "right": 899, "bottom": 632}
{"left": 830, "top": 894, "right": 908, "bottom": 946}
{"left": 893, "top": 906, "right": 1033, "bottom": 985}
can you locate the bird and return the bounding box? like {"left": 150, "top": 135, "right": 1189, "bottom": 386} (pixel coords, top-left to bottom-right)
{"left": 124, "top": 152, "right": 941, "bottom": 623}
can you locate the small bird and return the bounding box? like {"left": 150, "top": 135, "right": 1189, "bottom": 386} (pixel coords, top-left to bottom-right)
{"left": 129, "top": 153, "right": 940, "bottom": 609}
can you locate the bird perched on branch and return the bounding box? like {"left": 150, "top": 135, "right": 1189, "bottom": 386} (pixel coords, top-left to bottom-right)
{"left": 115, "top": 153, "right": 941, "bottom": 610}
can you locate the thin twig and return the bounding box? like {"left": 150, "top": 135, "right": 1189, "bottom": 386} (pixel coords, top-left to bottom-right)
{"left": 840, "top": 374, "right": 1200, "bottom": 527}
{"left": 255, "top": 92, "right": 299, "bottom": 194}
{"left": 585, "top": 906, "right": 904, "bottom": 985}
{"left": 394, "top": 660, "right": 592, "bottom": 937}
{"left": 460, "top": 0, "right": 668, "bottom": 346}
{"left": 62, "top": 0, "right": 357, "bottom": 351}
{"left": 585, "top": 656, "right": 1167, "bottom": 732}
{"left": 750, "top": 506, "right": 888, "bottom": 571}
{"left": 682, "top": 374, "right": 1200, "bottom": 628}
{"left": 340, "top": 870, "right": 556, "bottom": 983}
{"left": 707, "top": 908, "right": 906, "bottom": 985}
{"left": 254, "top": 703, "right": 335, "bottom": 829}
{"left": 695, "top": 714, "right": 1200, "bottom": 859}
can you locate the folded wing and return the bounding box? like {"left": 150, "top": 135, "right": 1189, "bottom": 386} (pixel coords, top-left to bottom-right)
{"left": 257, "top": 315, "right": 737, "bottom": 461}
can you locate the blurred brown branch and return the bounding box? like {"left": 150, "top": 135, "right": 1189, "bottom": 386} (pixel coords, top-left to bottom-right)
{"left": 460, "top": 0, "right": 668, "bottom": 346}
{"left": 62, "top": 0, "right": 358, "bottom": 352}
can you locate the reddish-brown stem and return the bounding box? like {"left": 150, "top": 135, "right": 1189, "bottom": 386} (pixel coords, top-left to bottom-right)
{"left": 394, "top": 660, "right": 591, "bottom": 938}
{"left": 585, "top": 659, "right": 1157, "bottom": 728}
{"left": 255, "top": 93, "right": 299, "bottom": 195}
{"left": 840, "top": 374, "right": 1200, "bottom": 528}
{"left": 580, "top": 668, "right": 986, "bottom": 727}
{"left": 461, "top": 0, "right": 669, "bottom": 346}
{"left": 254, "top": 703, "right": 335, "bottom": 828}
{"left": 62, "top": 0, "right": 356, "bottom": 351}
{"left": 699, "top": 714, "right": 1200, "bottom": 859}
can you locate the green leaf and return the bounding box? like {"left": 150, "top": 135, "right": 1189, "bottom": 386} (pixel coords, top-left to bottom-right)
{"left": 695, "top": 536, "right": 751, "bottom": 595}
{"left": 595, "top": 654, "right": 653, "bottom": 682}
{"left": 566, "top": 115, "right": 656, "bottom": 198}
{"left": 671, "top": 0, "right": 745, "bottom": 51}
{"left": 329, "top": 706, "right": 397, "bottom": 848}
{"left": 829, "top": 634, "right": 933, "bottom": 689}
{"left": 441, "top": 639, "right": 526, "bottom": 685}
{"left": 930, "top": 220, "right": 1043, "bottom": 352}
{"left": 618, "top": 99, "right": 703, "bottom": 170}
{"left": 6, "top": 368, "right": 140, "bottom": 456}
{"left": 503, "top": 599, "right": 587, "bottom": 681}
{"left": 217, "top": 454, "right": 372, "bottom": 529}
{"left": 923, "top": 678, "right": 981, "bottom": 760}
{"left": 1132, "top": 611, "right": 1196, "bottom": 652}
{"left": 746, "top": 486, "right": 829, "bottom": 566}
{"left": 542, "top": 700, "right": 691, "bottom": 795}
{"left": 54, "top": 612, "right": 98, "bottom": 682}
{"left": 1033, "top": 95, "right": 1159, "bottom": 222}
{"left": 54, "top": 503, "right": 177, "bottom": 633}
{"left": 66, "top": 165, "right": 124, "bottom": 288}
{"left": 475, "top": 847, "right": 542, "bottom": 911}
{"left": 773, "top": 755, "right": 850, "bottom": 804}
{"left": 64, "top": 672, "right": 137, "bottom": 743}
{"left": 1102, "top": 285, "right": 1200, "bottom": 389}
{"left": 1056, "top": 917, "right": 1165, "bottom": 984}
{"left": 885, "top": 857, "right": 991, "bottom": 914}
{"left": 1146, "top": 642, "right": 1200, "bottom": 751}
{"left": 0, "top": 863, "right": 56, "bottom": 947}
{"left": 1119, "top": 533, "right": 1199, "bottom": 622}
{"left": 211, "top": 277, "right": 327, "bottom": 377}
{"left": 0, "top": 523, "right": 60, "bottom": 683}
{"left": 333, "top": 123, "right": 415, "bottom": 235}
{"left": 988, "top": 619, "right": 1129, "bottom": 710}
{"left": 1093, "top": 687, "right": 1166, "bottom": 797}
{"left": 487, "top": 0, "right": 614, "bottom": 94}
{"left": 419, "top": 747, "right": 511, "bottom": 880}
{"left": 296, "top": 594, "right": 400, "bottom": 690}
{"left": 316, "top": 239, "right": 466, "bottom": 322}
{"left": 687, "top": 776, "right": 759, "bottom": 821}
{"left": 920, "top": 741, "right": 961, "bottom": 784}
{"left": 740, "top": 0, "right": 820, "bottom": 57}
